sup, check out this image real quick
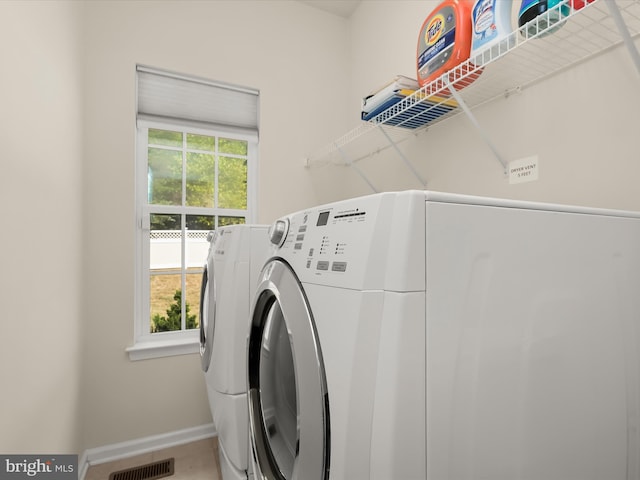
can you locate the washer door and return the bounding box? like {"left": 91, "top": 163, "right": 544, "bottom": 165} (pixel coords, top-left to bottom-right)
{"left": 248, "top": 260, "right": 330, "bottom": 480}
{"left": 199, "top": 260, "right": 216, "bottom": 372}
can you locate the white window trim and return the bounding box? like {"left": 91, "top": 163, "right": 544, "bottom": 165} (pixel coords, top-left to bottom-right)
{"left": 128, "top": 119, "right": 258, "bottom": 361}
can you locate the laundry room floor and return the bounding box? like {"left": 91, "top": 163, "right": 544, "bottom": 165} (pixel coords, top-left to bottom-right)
{"left": 84, "top": 437, "right": 222, "bottom": 480}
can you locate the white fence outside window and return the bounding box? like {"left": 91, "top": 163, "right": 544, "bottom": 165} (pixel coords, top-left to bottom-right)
{"left": 150, "top": 230, "right": 210, "bottom": 270}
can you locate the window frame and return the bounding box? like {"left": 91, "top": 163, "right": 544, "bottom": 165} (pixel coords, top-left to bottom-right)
{"left": 128, "top": 118, "right": 258, "bottom": 361}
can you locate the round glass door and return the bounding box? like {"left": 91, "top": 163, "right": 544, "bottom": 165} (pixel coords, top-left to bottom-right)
{"left": 248, "top": 260, "right": 330, "bottom": 480}
{"left": 258, "top": 300, "right": 297, "bottom": 477}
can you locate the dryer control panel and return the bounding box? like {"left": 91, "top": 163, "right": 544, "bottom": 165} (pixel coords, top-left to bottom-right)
{"left": 269, "top": 191, "right": 425, "bottom": 291}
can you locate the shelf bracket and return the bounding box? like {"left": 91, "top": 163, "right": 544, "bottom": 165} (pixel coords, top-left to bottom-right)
{"left": 335, "top": 143, "right": 379, "bottom": 193}
{"left": 446, "top": 78, "right": 509, "bottom": 175}
{"left": 376, "top": 125, "right": 428, "bottom": 187}
{"left": 605, "top": 0, "right": 640, "bottom": 76}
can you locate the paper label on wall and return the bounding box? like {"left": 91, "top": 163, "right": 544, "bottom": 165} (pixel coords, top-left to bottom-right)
{"left": 508, "top": 156, "right": 539, "bottom": 184}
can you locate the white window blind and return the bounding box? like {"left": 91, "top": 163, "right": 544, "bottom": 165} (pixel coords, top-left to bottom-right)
{"left": 136, "top": 65, "right": 259, "bottom": 133}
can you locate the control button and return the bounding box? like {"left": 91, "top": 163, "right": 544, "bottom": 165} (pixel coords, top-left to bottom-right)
{"left": 317, "top": 261, "right": 329, "bottom": 271}
{"left": 306, "top": 260, "right": 312, "bottom": 268}
{"left": 296, "top": 234, "right": 305, "bottom": 241}
{"left": 299, "top": 225, "right": 307, "bottom": 233}
{"left": 294, "top": 243, "right": 303, "bottom": 250}
{"left": 269, "top": 218, "right": 289, "bottom": 247}
{"left": 332, "top": 262, "right": 347, "bottom": 272}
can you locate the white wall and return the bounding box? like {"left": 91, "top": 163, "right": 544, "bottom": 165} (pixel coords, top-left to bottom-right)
{"left": 314, "top": 1, "right": 640, "bottom": 211}
{"left": 0, "top": 1, "right": 83, "bottom": 453}
{"left": 80, "top": 0, "right": 350, "bottom": 450}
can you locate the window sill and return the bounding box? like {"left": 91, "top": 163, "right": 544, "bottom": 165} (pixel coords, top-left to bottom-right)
{"left": 126, "top": 334, "right": 200, "bottom": 361}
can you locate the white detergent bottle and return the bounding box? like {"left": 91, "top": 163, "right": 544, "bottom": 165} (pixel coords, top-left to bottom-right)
{"left": 470, "top": 0, "right": 514, "bottom": 65}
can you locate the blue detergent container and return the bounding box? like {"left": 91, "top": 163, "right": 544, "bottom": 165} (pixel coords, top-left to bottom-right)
{"left": 518, "top": 0, "right": 570, "bottom": 37}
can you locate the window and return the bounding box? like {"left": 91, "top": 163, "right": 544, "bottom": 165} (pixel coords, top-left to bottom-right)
{"left": 130, "top": 66, "right": 258, "bottom": 360}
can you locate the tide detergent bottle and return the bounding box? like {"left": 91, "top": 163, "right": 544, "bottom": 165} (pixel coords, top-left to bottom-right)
{"left": 417, "top": 0, "right": 481, "bottom": 91}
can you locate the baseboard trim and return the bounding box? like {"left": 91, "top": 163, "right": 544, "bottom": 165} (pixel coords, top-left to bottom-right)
{"left": 78, "top": 423, "right": 216, "bottom": 480}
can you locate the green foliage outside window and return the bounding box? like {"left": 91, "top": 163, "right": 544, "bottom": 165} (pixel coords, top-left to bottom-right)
{"left": 151, "top": 289, "right": 197, "bottom": 332}
{"left": 147, "top": 129, "right": 248, "bottom": 211}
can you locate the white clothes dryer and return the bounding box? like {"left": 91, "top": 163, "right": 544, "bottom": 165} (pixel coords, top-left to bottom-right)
{"left": 200, "top": 224, "right": 270, "bottom": 480}
{"left": 247, "top": 191, "right": 640, "bottom": 480}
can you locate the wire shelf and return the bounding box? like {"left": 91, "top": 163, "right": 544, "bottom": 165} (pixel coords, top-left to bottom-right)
{"left": 305, "top": 0, "right": 640, "bottom": 168}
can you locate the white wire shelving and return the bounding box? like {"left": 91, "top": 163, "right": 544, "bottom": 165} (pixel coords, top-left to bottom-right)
{"left": 304, "top": 0, "right": 640, "bottom": 188}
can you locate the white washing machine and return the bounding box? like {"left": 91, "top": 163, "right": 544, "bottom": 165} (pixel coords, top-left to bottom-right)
{"left": 247, "top": 190, "right": 640, "bottom": 480}
{"left": 200, "top": 224, "right": 270, "bottom": 480}
{"left": 247, "top": 192, "right": 426, "bottom": 479}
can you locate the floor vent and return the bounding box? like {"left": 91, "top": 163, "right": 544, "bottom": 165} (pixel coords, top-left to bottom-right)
{"left": 108, "top": 458, "right": 174, "bottom": 480}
